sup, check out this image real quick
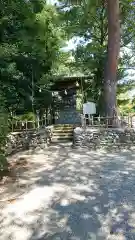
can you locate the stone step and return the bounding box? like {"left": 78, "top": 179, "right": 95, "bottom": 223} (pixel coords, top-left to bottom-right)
{"left": 53, "top": 127, "right": 74, "bottom": 131}
{"left": 51, "top": 124, "right": 73, "bottom": 143}
{"left": 51, "top": 138, "right": 73, "bottom": 143}
{"left": 51, "top": 136, "right": 73, "bottom": 143}
{"left": 53, "top": 132, "right": 73, "bottom": 136}
{"left": 53, "top": 127, "right": 73, "bottom": 132}
{"left": 52, "top": 134, "right": 73, "bottom": 138}
{"left": 53, "top": 124, "right": 73, "bottom": 128}
{"left": 53, "top": 129, "right": 73, "bottom": 133}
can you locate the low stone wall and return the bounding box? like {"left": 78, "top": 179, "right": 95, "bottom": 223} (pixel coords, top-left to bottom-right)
{"left": 6, "top": 128, "right": 52, "bottom": 155}
{"left": 73, "top": 127, "right": 135, "bottom": 150}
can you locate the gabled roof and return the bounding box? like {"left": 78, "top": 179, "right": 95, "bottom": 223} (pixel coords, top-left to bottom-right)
{"left": 51, "top": 75, "right": 92, "bottom": 83}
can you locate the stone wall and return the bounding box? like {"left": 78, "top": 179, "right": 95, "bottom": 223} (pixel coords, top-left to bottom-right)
{"left": 73, "top": 127, "right": 135, "bottom": 150}
{"left": 6, "top": 128, "right": 51, "bottom": 155}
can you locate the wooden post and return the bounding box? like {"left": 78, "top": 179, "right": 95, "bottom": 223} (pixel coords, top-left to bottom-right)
{"left": 131, "top": 115, "right": 133, "bottom": 128}
{"left": 92, "top": 115, "right": 94, "bottom": 126}
{"left": 81, "top": 114, "right": 86, "bottom": 128}
{"left": 128, "top": 113, "right": 130, "bottom": 128}
{"left": 12, "top": 121, "right": 14, "bottom": 132}
{"left": 130, "top": 114, "right": 132, "bottom": 128}
{"left": 88, "top": 114, "right": 91, "bottom": 126}
{"left": 99, "top": 115, "right": 101, "bottom": 127}
{"left": 106, "top": 115, "right": 108, "bottom": 128}
{"left": 36, "top": 110, "right": 40, "bottom": 129}
{"left": 26, "top": 121, "right": 28, "bottom": 131}
{"left": 81, "top": 114, "right": 83, "bottom": 127}
{"left": 45, "top": 117, "right": 46, "bottom": 127}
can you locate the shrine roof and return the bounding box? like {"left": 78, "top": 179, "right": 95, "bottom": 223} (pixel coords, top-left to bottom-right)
{"left": 51, "top": 75, "right": 92, "bottom": 83}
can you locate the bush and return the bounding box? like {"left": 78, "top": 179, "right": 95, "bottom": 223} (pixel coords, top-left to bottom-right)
{"left": 11, "top": 112, "right": 37, "bottom": 130}
{"left": 20, "top": 112, "right": 36, "bottom": 121}
{"left": 13, "top": 112, "right": 36, "bottom": 121}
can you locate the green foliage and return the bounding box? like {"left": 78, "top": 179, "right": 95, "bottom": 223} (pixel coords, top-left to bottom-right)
{"left": 1, "top": 0, "right": 135, "bottom": 123}
{"left": 0, "top": 0, "right": 64, "bottom": 116}
{"left": 14, "top": 112, "right": 36, "bottom": 121}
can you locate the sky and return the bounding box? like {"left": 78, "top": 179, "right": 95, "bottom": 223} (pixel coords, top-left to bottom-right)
{"left": 61, "top": 37, "right": 86, "bottom": 51}
{"left": 47, "top": 0, "right": 58, "bottom": 5}
{"left": 47, "top": 0, "right": 77, "bottom": 51}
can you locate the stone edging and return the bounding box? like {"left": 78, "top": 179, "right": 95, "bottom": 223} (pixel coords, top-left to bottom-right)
{"left": 73, "top": 127, "right": 135, "bottom": 149}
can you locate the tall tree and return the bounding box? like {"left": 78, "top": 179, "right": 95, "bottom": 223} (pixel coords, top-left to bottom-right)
{"left": 57, "top": 0, "right": 135, "bottom": 116}
{"left": 104, "top": 0, "right": 120, "bottom": 117}
{"left": 57, "top": 0, "right": 130, "bottom": 114}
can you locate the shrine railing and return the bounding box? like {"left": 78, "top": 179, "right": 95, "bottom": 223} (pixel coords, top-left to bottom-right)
{"left": 81, "top": 115, "right": 135, "bottom": 128}
{"left": 9, "top": 114, "right": 135, "bottom": 132}
{"left": 9, "top": 117, "right": 52, "bottom": 132}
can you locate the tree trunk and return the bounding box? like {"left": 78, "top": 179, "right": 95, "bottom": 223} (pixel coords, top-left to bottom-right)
{"left": 104, "top": 0, "right": 120, "bottom": 118}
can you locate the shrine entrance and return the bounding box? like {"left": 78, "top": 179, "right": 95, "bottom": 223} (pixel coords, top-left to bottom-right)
{"left": 51, "top": 77, "right": 82, "bottom": 125}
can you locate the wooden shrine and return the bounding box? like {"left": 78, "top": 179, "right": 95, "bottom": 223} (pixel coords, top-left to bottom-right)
{"left": 51, "top": 76, "right": 91, "bottom": 124}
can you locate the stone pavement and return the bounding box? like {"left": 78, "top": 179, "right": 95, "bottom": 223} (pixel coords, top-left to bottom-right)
{"left": 0, "top": 144, "right": 135, "bottom": 240}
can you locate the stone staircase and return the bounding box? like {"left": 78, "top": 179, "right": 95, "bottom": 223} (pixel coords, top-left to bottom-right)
{"left": 51, "top": 124, "right": 74, "bottom": 143}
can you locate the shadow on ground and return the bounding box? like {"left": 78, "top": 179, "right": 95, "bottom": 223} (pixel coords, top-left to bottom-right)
{"left": 1, "top": 144, "right": 135, "bottom": 240}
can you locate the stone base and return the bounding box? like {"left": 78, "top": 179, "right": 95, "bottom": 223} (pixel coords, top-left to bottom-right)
{"left": 73, "top": 127, "right": 135, "bottom": 150}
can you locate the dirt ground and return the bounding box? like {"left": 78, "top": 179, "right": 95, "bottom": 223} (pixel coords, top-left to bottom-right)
{"left": 0, "top": 144, "right": 135, "bottom": 240}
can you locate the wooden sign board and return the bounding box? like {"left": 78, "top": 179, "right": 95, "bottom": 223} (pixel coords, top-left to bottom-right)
{"left": 83, "top": 102, "right": 96, "bottom": 115}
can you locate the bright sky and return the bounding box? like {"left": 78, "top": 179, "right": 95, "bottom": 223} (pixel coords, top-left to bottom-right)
{"left": 47, "top": 0, "right": 58, "bottom": 4}
{"left": 47, "top": 0, "right": 77, "bottom": 51}
{"left": 62, "top": 37, "right": 86, "bottom": 51}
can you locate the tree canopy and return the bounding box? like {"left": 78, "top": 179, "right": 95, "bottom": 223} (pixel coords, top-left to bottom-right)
{"left": 0, "top": 0, "right": 66, "bottom": 170}
{"left": 56, "top": 0, "right": 135, "bottom": 114}
{"left": 1, "top": 0, "right": 135, "bottom": 117}
{"left": 0, "top": 0, "right": 64, "bottom": 115}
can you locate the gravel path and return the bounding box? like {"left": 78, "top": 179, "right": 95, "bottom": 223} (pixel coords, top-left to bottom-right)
{"left": 0, "top": 144, "right": 135, "bottom": 240}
